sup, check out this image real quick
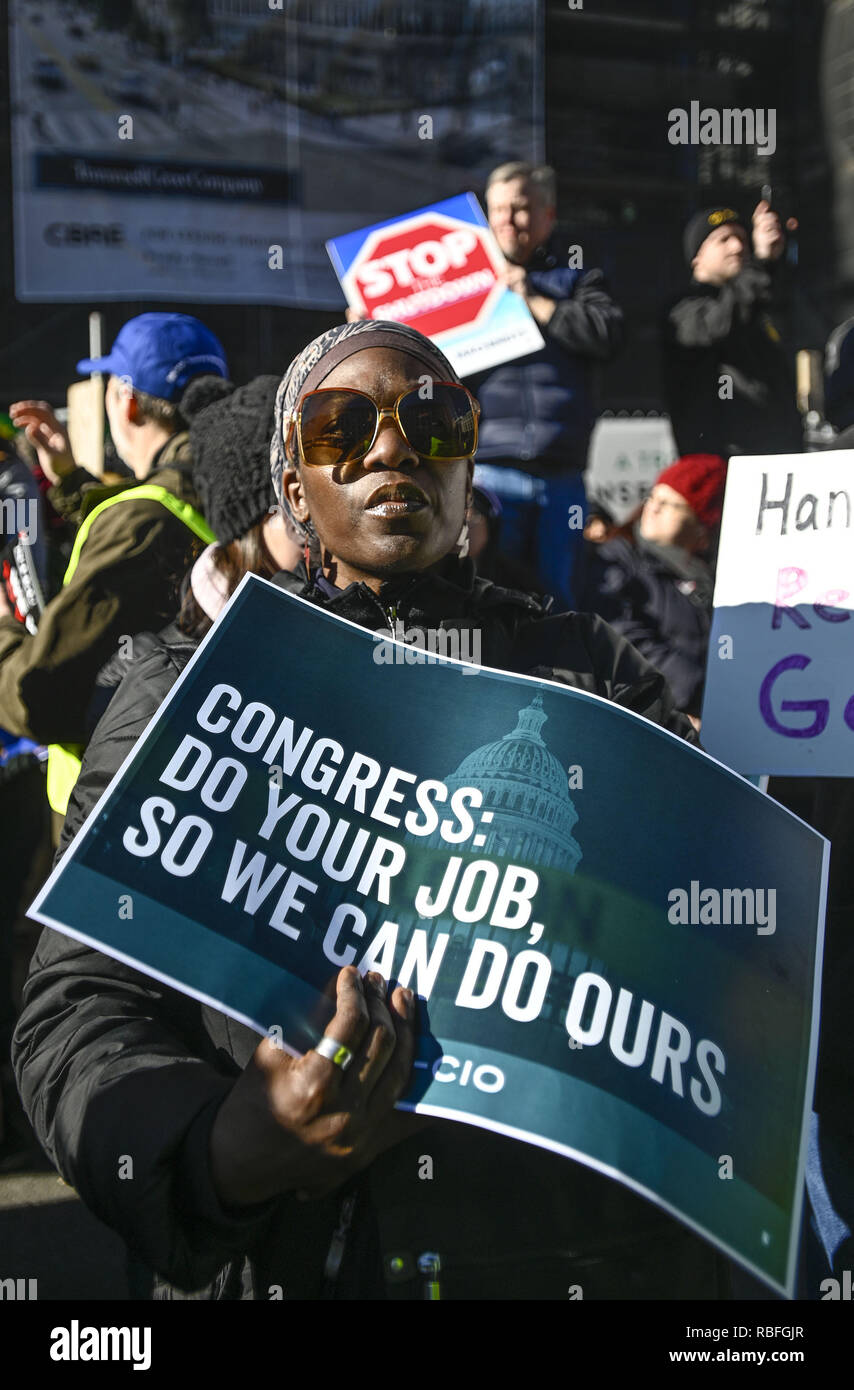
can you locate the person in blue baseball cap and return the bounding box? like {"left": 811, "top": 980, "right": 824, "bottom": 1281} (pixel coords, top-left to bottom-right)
{"left": 77, "top": 310, "right": 228, "bottom": 412}
{"left": 74, "top": 312, "right": 229, "bottom": 483}
{"left": 2, "top": 312, "right": 231, "bottom": 835}
{"left": 13, "top": 312, "right": 228, "bottom": 489}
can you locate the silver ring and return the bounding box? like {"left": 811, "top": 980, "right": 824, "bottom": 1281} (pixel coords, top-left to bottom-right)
{"left": 314, "top": 1036, "right": 354, "bottom": 1071}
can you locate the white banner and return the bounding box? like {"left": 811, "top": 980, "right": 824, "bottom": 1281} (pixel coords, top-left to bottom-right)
{"left": 10, "top": 0, "right": 542, "bottom": 307}
{"left": 702, "top": 452, "right": 854, "bottom": 776}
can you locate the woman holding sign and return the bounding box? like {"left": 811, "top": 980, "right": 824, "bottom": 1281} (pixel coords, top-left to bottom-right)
{"left": 13, "top": 321, "right": 729, "bottom": 1301}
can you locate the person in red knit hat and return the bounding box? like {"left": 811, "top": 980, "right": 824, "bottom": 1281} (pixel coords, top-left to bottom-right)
{"left": 578, "top": 453, "right": 728, "bottom": 725}
{"left": 641, "top": 453, "right": 728, "bottom": 550}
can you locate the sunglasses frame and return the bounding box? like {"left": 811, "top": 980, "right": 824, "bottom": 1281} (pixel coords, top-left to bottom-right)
{"left": 284, "top": 381, "right": 480, "bottom": 467}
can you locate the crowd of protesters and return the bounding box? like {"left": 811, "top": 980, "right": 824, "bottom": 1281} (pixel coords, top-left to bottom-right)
{"left": 0, "top": 159, "right": 852, "bottom": 1300}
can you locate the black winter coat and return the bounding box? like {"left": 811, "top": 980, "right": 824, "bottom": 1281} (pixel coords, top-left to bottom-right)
{"left": 577, "top": 536, "right": 714, "bottom": 716}
{"left": 12, "top": 559, "right": 729, "bottom": 1300}
{"left": 661, "top": 261, "right": 802, "bottom": 458}
{"left": 466, "top": 235, "right": 623, "bottom": 477}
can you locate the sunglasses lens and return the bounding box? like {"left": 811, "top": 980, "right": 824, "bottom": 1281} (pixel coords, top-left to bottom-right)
{"left": 299, "top": 391, "right": 376, "bottom": 466}
{"left": 399, "top": 385, "right": 477, "bottom": 459}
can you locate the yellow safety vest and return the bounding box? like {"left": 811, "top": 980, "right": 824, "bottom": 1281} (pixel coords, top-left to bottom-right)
{"left": 46, "top": 484, "right": 215, "bottom": 816}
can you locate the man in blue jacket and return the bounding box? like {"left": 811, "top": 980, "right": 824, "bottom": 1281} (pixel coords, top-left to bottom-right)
{"left": 467, "top": 162, "right": 624, "bottom": 609}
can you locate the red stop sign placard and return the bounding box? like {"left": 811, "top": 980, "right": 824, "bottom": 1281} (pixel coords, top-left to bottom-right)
{"left": 348, "top": 214, "right": 502, "bottom": 339}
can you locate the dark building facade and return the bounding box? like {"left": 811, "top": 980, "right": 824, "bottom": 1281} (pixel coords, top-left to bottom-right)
{"left": 0, "top": 0, "right": 836, "bottom": 412}
{"left": 823, "top": 0, "right": 854, "bottom": 310}
{"left": 545, "top": 0, "right": 834, "bottom": 409}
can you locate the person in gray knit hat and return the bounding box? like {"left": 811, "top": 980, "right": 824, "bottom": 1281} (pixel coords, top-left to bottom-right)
{"left": 15, "top": 320, "right": 724, "bottom": 1306}
{"left": 270, "top": 319, "right": 464, "bottom": 570}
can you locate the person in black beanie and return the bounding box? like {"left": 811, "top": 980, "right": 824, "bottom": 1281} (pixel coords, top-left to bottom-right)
{"left": 181, "top": 375, "right": 303, "bottom": 634}
{"left": 661, "top": 201, "right": 802, "bottom": 457}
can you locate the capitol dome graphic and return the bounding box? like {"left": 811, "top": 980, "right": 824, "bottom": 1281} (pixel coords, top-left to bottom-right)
{"left": 438, "top": 694, "right": 582, "bottom": 872}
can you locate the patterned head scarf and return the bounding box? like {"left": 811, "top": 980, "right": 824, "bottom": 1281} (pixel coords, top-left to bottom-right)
{"left": 269, "top": 320, "right": 461, "bottom": 544}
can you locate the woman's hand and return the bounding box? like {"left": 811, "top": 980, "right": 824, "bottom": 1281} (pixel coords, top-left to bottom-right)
{"left": 209, "top": 966, "right": 417, "bottom": 1207}
{"left": 9, "top": 400, "right": 76, "bottom": 483}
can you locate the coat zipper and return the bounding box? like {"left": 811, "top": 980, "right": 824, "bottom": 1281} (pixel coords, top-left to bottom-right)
{"left": 384, "top": 600, "right": 400, "bottom": 639}
{"left": 321, "top": 1192, "right": 357, "bottom": 1298}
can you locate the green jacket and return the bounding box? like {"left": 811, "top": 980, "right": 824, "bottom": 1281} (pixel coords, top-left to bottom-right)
{"left": 0, "top": 433, "right": 209, "bottom": 746}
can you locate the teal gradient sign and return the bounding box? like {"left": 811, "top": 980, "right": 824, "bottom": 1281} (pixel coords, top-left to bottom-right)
{"left": 30, "top": 576, "right": 828, "bottom": 1296}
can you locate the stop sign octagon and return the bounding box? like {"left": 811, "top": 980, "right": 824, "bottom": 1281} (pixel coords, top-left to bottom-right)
{"left": 342, "top": 211, "right": 506, "bottom": 340}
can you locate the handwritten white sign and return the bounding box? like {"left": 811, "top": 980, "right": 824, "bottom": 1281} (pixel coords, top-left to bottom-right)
{"left": 702, "top": 452, "right": 854, "bottom": 775}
